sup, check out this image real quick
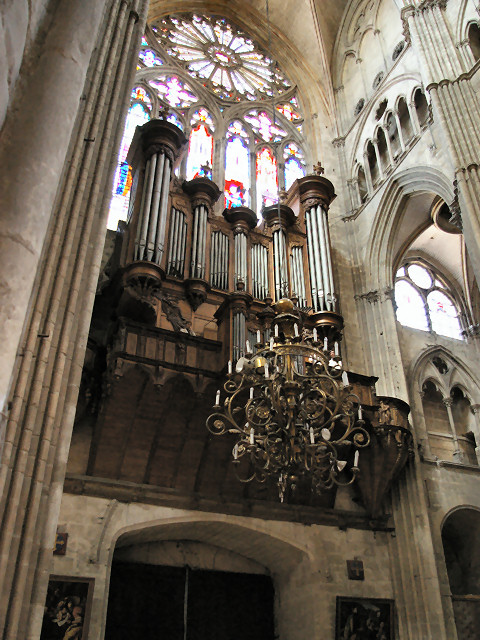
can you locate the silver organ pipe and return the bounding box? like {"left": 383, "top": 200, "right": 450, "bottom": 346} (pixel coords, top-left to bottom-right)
{"left": 134, "top": 151, "right": 172, "bottom": 265}
{"left": 210, "top": 231, "right": 229, "bottom": 290}
{"left": 251, "top": 243, "right": 268, "bottom": 300}
{"left": 234, "top": 232, "right": 248, "bottom": 288}
{"left": 290, "top": 246, "right": 307, "bottom": 309}
{"left": 273, "top": 228, "right": 288, "bottom": 301}
{"left": 166, "top": 209, "right": 187, "bottom": 278}
{"left": 233, "top": 311, "right": 246, "bottom": 361}
{"left": 190, "top": 204, "right": 207, "bottom": 279}
{"left": 155, "top": 155, "right": 172, "bottom": 265}
{"left": 306, "top": 206, "right": 325, "bottom": 311}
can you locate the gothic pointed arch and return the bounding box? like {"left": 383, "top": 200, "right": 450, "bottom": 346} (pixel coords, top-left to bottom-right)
{"left": 364, "top": 167, "right": 454, "bottom": 288}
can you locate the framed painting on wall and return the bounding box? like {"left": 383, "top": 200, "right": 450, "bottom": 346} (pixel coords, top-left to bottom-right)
{"left": 40, "top": 576, "right": 94, "bottom": 640}
{"left": 336, "top": 596, "right": 394, "bottom": 640}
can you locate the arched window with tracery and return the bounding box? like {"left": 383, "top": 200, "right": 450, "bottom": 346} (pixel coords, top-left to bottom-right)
{"left": 225, "top": 121, "right": 250, "bottom": 208}
{"left": 186, "top": 108, "right": 214, "bottom": 179}
{"left": 283, "top": 142, "right": 306, "bottom": 190}
{"left": 394, "top": 261, "right": 464, "bottom": 339}
{"left": 108, "top": 95, "right": 152, "bottom": 228}
{"left": 107, "top": 14, "right": 307, "bottom": 229}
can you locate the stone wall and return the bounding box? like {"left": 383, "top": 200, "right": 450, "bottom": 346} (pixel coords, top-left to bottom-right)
{"left": 54, "top": 493, "right": 394, "bottom": 639}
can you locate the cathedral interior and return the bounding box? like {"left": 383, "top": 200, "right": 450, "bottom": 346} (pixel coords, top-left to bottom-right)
{"left": 1, "top": 0, "right": 480, "bottom": 638}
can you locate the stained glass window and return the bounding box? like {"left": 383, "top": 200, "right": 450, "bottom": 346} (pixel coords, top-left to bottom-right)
{"left": 108, "top": 102, "right": 151, "bottom": 229}
{"left": 151, "top": 15, "right": 291, "bottom": 102}
{"left": 428, "top": 290, "right": 462, "bottom": 339}
{"left": 131, "top": 86, "right": 152, "bottom": 107}
{"left": 256, "top": 147, "right": 278, "bottom": 212}
{"left": 165, "top": 112, "right": 184, "bottom": 130}
{"left": 225, "top": 121, "right": 250, "bottom": 209}
{"left": 148, "top": 75, "right": 198, "bottom": 108}
{"left": 276, "top": 100, "right": 301, "bottom": 122}
{"left": 139, "top": 48, "right": 163, "bottom": 68}
{"left": 284, "top": 143, "right": 306, "bottom": 190}
{"left": 108, "top": 16, "right": 308, "bottom": 227}
{"left": 191, "top": 108, "right": 215, "bottom": 130}
{"left": 186, "top": 122, "right": 213, "bottom": 180}
{"left": 394, "top": 262, "right": 463, "bottom": 339}
{"left": 244, "top": 110, "right": 286, "bottom": 142}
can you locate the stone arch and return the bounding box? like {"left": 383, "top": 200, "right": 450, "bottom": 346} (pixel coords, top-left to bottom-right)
{"left": 348, "top": 74, "right": 424, "bottom": 170}
{"left": 411, "top": 86, "right": 429, "bottom": 127}
{"left": 412, "top": 346, "right": 480, "bottom": 400}
{"left": 364, "top": 167, "right": 454, "bottom": 288}
{"left": 441, "top": 507, "right": 480, "bottom": 639}
{"left": 410, "top": 347, "right": 480, "bottom": 463}
{"left": 98, "top": 512, "right": 316, "bottom": 640}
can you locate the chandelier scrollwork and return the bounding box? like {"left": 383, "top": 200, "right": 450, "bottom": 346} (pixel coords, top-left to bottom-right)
{"left": 207, "top": 299, "right": 370, "bottom": 501}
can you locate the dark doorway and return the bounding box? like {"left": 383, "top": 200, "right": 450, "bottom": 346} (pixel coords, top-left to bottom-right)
{"left": 105, "top": 561, "right": 275, "bottom": 640}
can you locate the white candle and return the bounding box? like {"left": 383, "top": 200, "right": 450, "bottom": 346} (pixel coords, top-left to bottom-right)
{"left": 270, "top": 337, "right": 274, "bottom": 350}
{"left": 310, "top": 426, "right": 315, "bottom": 444}
{"left": 294, "top": 323, "right": 299, "bottom": 337}
{"left": 228, "top": 360, "right": 232, "bottom": 374}
{"left": 354, "top": 450, "right": 359, "bottom": 467}
{"left": 250, "top": 427, "right": 255, "bottom": 444}
{"left": 342, "top": 371, "right": 349, "bottom": 386}
{"left": 265, "top": 363, "right": 269, "bottom": 379}
{"left": 246, "top": 340, "right": 251, "bottom": 353}
{"left": 257, "top": 330, "right": 261, "bottom": 343}
{"left": 274, "top": 324, "right": 279, "bottom": 337}
{"left": 358, "top": 405, "right": 363, "bottom": 420}
{"left": 215, "top": 390, "right": 220, "bottom": 405}
{"left": 334, "top": 342, "right": 339, "bottom": 356}
{"left": 250, "top": 387, "right": 254, "bottom": 399}
{"left": 233, "top": 443, "right": 239, "bottom": 460}
{"left": 313, "top": 328, "right": 317, "bottom": 342}
{"left": 324, "top": 337, "right": 328, "bottom": 351}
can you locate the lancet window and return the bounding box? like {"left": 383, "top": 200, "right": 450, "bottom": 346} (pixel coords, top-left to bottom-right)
{"left": 107, "top": 14, "right": 307, "bottom": 230}
{"left": 394, "top": 261, "right": 464, "bottom": 339}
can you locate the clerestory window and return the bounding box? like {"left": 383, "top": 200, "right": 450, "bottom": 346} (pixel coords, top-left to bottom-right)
{"left": 108, "top": 15, "right": 307, "bottom": 229}
{"left": 394, "top": 261, "right": 463, "bottom": 339}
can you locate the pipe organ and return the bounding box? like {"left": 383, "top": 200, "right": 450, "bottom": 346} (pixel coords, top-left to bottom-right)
{"left": 85, "top": 116, "right": 412, "bottom": 514}
{"left": 123, "top": 118, "right": 339, "bottom": 357}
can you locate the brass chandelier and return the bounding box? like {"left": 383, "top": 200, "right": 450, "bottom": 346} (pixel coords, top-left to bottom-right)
{"left": 207, "top": 299, "right": 370, "bottom": 501}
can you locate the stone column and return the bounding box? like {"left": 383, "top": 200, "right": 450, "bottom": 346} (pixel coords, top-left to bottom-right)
{"left": 394, "top": 111, "right": 406, "bottom": 151}
{"left": 403, "top": 0, "right": 480, "bottom": 282}
{"left": 470, "top": 404, "right": 480, "bottom": 464}
{"left": 0, "top": 0, "right": 109, "bottom": 419}
{"left": 442, "top": 396, "right": 462, "bottom": 461}
{"left": 383, "top": 128, "right": 395, "bottom": 167}
{"left": 0, "top": 1, "right": 149, "bottom": 638}
{"left": 363, "top": 151, "right": 375, "bottom": 193}
{"left": 372, "top": 139, "right": 384, "bottom": 180}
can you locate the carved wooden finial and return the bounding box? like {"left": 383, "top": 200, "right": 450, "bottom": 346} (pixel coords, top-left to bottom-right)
{"left": 313, "top": 161, "right": 324, "bottom": 176}
{"left": 158, "top": 104, "right": 170, "bottom": 120}
{"left": 199, "top": 161, "right": 212, "bottom": 177}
